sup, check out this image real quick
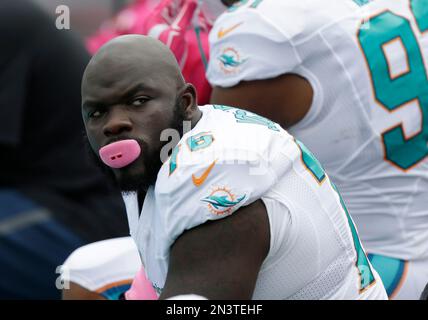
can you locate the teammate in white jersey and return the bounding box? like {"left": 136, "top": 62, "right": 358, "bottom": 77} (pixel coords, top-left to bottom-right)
{"left": 61, "top": 237, "right": 141, "bottom": 300}
{"left": 207, "top": 0, "right": 428, "bottom": 299}
{"left": 80, "top": 35, "right": 386, "bottom": 299}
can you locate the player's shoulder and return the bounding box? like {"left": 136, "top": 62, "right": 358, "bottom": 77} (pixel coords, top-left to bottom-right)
{"left": 150, "top": 105, "right": 299, "bottom": 252}
{"left": 175, "top": 104, "right": 289, "bottom": 167}
{"left": 151, "top": 106, "right": 291, "bottom": 249}
{"left": 154, "top": 104, "right": 294, "bottom": 198}
{"left": 211, "top": 0, "right": 357, "bottom": 43}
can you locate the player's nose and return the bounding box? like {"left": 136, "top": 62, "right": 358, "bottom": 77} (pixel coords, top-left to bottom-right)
{"left": 102, "top": 108, "right": 133, "bottom": 137}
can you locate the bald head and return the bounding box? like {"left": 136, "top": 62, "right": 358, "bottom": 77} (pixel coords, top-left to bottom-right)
{"left": 83, "top": 35, "right": 185, "bottom": 94}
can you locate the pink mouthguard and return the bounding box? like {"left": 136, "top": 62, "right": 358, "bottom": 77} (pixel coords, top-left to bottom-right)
{"left": 99, "top": 139, "right": 141, "bottom": 169}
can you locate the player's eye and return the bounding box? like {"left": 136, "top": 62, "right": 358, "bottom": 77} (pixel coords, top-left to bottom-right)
{"left": 130, "top": 97, "right": 150, "bottom": 107}
{"left": 88, "top": 109, "right": 104, "bottom": 119}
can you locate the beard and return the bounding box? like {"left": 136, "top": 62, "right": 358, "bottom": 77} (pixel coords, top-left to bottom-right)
{"left": 84, "top": 98, "right": 186, "bottom": 194}
{"left": 115, "top": 138, "right": 159, "bottom": 193}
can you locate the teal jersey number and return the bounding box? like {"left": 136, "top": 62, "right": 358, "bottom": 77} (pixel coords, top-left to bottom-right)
{"left": 213, "top": 105, "right": 280, "bottom": 131}
{"left": 169, "top": 145, "right": 180, "bottom": 175}
{"left": 187, "top": 132, "right": 214, "bottom": 152}
{"left": 296, "top": 140, "right": 375, "bottom": 291}
{"left": 249, "top": 0, "right": 264, "bottom": 8}
{"left": 331, "top": 183, "right": 376, "bottom": 292}
{"left": 358, "top": 4, "right": 428, "bottom": 170}
{"left": 234, "top": 110, "right": 280, "bottom": 132}
{"left": 296, "top": 140, "right": 326, "bottom": 183}
{"left": 228, "top": 0, "right": 264, "bottom": 12}
{"left": 169, "top": 133, "right": 214, "bottom": 175}
{"left": 212, "top": 104, "right": 235, "bottom": 112}
{"left": 411, "top": 0, "right": 428, "bottom": 32}
{"left": 352, "top": 0, "right": 372, "bottom": 7}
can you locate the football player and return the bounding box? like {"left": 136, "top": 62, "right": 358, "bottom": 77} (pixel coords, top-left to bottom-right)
{"left": 207, "top": 0, "right": 428, "bottom": 299}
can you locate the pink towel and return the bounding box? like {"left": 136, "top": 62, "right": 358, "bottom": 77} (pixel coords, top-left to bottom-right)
{"left": 125, "top": 266, "right": 158, "bottom": 300}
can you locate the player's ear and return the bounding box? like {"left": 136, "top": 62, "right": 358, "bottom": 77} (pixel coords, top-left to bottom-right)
{"left": 180, "top": 83, "right": 198, "bottom": 120}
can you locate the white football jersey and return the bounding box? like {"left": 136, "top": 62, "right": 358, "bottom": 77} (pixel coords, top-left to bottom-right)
{"left": 62, "top": 237, "right": 140, "bottom": 296}
{"left": 207, "top": 0, "right": 428, "bottom": 260}
{"left": 123, "top": 105, "right": 386, "bottom": 299}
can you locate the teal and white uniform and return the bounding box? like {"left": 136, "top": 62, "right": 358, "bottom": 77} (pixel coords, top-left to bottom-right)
{"left": 62, "top": 237, "right": 140, "bottom": 299}
{"left": 207, "top": 0, "right": 428, "bottom": 299}
{"left": 123, "top": 105, "right": 387, "bottom": 299}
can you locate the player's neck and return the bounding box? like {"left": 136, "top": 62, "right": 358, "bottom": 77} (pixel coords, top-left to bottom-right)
{"left": 190, "top": 107, "right": 203, "bottom": 130}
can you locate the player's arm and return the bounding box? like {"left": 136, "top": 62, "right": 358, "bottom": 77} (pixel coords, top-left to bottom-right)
{"left": 159, "top": 199, "right": 269, "bottom": 300}
{"left": 62, "top": 282, "right": 106, "bottom": 300}
{"left": 207, "top": 5, "right": 313, "bottom": 128}
{"left": 210, "top": 73, "right": 313, "bottom": 128}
